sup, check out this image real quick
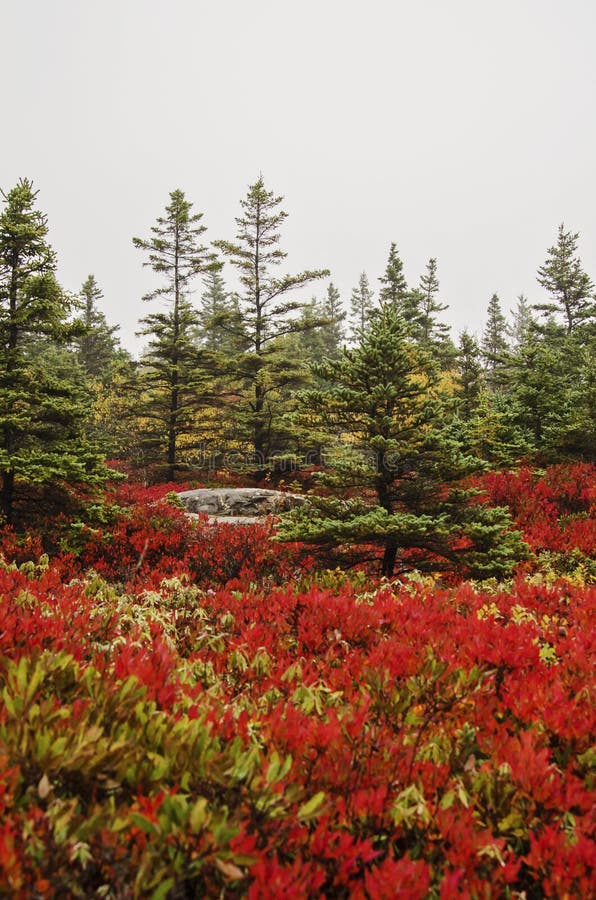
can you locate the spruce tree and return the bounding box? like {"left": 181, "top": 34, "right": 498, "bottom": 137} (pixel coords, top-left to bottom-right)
{"left": 320, "top": 281, "right": 346, "bottom": 357}
{"left": 481, "top": 293, "right": 510, "bottom": 390}
{"left": 378, "top": 242, "right": 408, "bottom": 308}
{"left": 349, "top": 271, "right": 375, "bottom": 339}
{"left": 214, "top": 175, "right": 329, "bottom": 463}
{"left": 378, "top": 242, "right": 420, "bottom": 335}
{"left": 507, "top": 335, "right": 571, "bottom": 454}
{"left": 294, "top": 283, "right": 346, "bottom": 363}
{"left": 196, "top": 269, "right": 244, "bottom": 354}
{"left": 278, "top": 304, "right": 526, "bottom": 578}
{"left": 536, "top": 224, "right": 595, "bottom": 333}
{"left": 455, "top": 330, "right": 483, "bottom": 420}
{"left": 510, "top": 293, "right": 536, "bottom": 349}
{"left": 133, "top": 189, "right": 219, "bottom": 480}
{"left": 0, "top": 179, "right": 110, "bottom": 524}
{"left": 415, "top": 257, "right": 455, "bottom": 364}
{"left": 75, "top": 275, "right": 123, "bottom": 377}
{"left": 506, "top": 317, "right": 594, "bottom": 461}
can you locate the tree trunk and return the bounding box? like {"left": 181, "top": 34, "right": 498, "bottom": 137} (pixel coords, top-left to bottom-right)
{"left": 377, "top": 477, "right": 399, "bottom": 578}
{"left": 1, "top": 470, "right": 14, "bottom": 525}
{"left": 167, "top": 382, "right": 178, "bottom": 483}
{"left": 381, "top": 538, "right": 398, "bottom": 578}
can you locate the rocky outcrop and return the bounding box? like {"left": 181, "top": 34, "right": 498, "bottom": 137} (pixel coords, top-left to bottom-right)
{"left": 176, "top": 488, "right": 305, "bottom": 523}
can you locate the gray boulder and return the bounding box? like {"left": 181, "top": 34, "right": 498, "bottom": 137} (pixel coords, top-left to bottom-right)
{"left": 176, "top": 487, "right": 305, "bottom": 522}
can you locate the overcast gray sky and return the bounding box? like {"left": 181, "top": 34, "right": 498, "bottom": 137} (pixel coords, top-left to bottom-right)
{"left": 3, "top": 0, "right": 595, "bottom": 353}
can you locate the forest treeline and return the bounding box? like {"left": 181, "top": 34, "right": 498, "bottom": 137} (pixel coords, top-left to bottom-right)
{"left": 0, "top": 176, "right": 594, "bottom": 557}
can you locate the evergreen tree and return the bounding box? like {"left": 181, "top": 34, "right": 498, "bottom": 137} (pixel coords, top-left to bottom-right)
{"left": 455, "top": 330, "right": 483, "bottom": 420}
{"left": 278, "top": 304, "right": 526, "bottom": 578}
{"left": 536, "top": 224, "right": 595, "bottom": 333}
{"left": 378, "top": 242, "right": 421, "bottom": 335}
{"left": 349, "top": 271, "right": 375, "bottom": 339}
{"left": 562, "top": 343, "right": 596, "bottom": 459}
{"left": 415, "top": 257, "right": 455, "bottom": 364}
{"left": 294, "top": 284, "right": 346, "bottom": 364}
{"left": 507, "top": 335, "right": 571, "bottom": 454}
{"left": 506, "top": 321, "right": 595, "bottom": 461}
{"left": 196, "top": 269, "right": 244, "bottom": 354}
{"left": 378, "top": 242, "right": 408, "bottom": 307}
{"left": 0, "top": 179, "right": 109, "bottom": 524}
{"left": 453, "top": 332, "right": 531, "bottom": 465}
{"left": 320, "top": 281, "right": 346, "bottom": 357}
{"left": 214, "top": 175, "right": 329, "bottom": 463}
{"left": 481, "top": 293, "right": 509, "bottom": 390}
{"left": 379, "top": 244, "right": 422, "bottom": 342}
{"left": 75, "top": 275, "right": 123, "bottom": 377}
{"left": 133, "top": 189, "right": 219, "bottom": 480}
{"left": 510, "top": 293, "right": 536, "bottom": 349}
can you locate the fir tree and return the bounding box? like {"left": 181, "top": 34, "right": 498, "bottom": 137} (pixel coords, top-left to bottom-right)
{"left": 416, "top": 257, "right": 455, "bottom": 364}
{"left": 75, "top": 275, "right": 122, "bottom": 377}
{"left": 507, "top": 322, "right": 595, "bottom": 461}
{"left": 214, "top": 175, "right": 329, "bottom": 463}
{"left": 536, "top": 224, "right": 595, "bottom": 333}
{"left": 378, "top": 242, "right": 408, "bottom": 307}
{"left": 0, "top": 179, "right": 110, "bottom": 524}
{"left": 320, "top": 281, "right": 346, "bottom": 357}
{"left": 481, "top": 293, "right": 509, "bottom": 390}
{"left": 278, "top": 304, "right": 526, "bottom": 578}
{"left": 196, "top": 269, "right": 244, "bottom": 354}
{"left": 294, "top": 283, "right": 346, "bottom": 363}
{"left": 133, "top": 189, "right": 219, "bottom": 480}
{"left": 510, "top": 293, "right": 536, "bottom": 349}
{"left": 507, "top": 335, "right": 571, "bottom": 454}
{"left": 349, "top": 271, "right": 375, "bottom": 339}
{"left": 455, "top": 330, "right": 483, "bottom": 420}
{"left": 378, "top": 242, "right": 420, "bottom": 335}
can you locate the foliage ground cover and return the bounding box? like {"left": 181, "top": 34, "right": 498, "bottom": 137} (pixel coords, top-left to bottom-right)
{"left": 0, "top": 465, "right": 594, "bottom": 897}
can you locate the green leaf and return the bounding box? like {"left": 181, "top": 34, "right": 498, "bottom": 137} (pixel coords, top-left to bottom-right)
{"left": 440, "top": 790, "right": 455, "bottom": 810}
{"left": 151, "top": 877, "right": 175, "bottom": 900}
{"left": 130, "top": 813, "right": 160, "bottom": 837}
{"left": 189, "top": 797, "right": 209, "bottom": 832}
{"left": 297, "top": 791, "right": 326, "bottom": 821}
{"left": 2, "top": 687, "right": 16, "bottom": 717}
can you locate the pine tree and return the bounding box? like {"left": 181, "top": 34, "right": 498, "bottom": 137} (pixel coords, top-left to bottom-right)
{"left": 214, "top": 175, "right": 329, "bottom": 463}
{"left": 481, "top": 293, "right": 509, "bottom": 390}
{"left": 0, "top": 179, "right": 110, "bottom": 524}
{"left": 349, "top": 271, "right": 375, "bottom": 339}
{"left": 133, "top": 189, "right": 219, "bottom": 480}
{"left": 278, "top": 304, "right": 526, "bottom": 578}
{"left": 536, "top": 224, "right": 595, "bottom": 333}
{"left": 75, "top": 275, "right": 123, "bottom": 377}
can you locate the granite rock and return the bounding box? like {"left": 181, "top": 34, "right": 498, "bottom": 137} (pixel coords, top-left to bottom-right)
{"left": 176, "top": 487, "right": 305, "bottom": 521}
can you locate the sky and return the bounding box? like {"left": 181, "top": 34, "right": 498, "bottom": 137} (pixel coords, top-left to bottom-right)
{"left": 2, "top": 0, "right": 595, "bottom": 354}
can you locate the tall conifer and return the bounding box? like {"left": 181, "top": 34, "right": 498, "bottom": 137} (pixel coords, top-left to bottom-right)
{"left": 214, "top": 175, "right": 329, "bottom": 462}
{"left": 536, "top": 224, "right": 595, "bottom": 333}
{"left": 133, "top": 189, "right": 219, "bottom": 480}
{"left": 0, "top": 179, "right": 109, "bottom": 523}
{"left": 349, "top": 271, "right": 375, "bottom": 339}
{"left": 481, "top": 293, "right": 509, "bottom": 390}
{"left": 75, "top": 275, "right": 123, "bottom": 377}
